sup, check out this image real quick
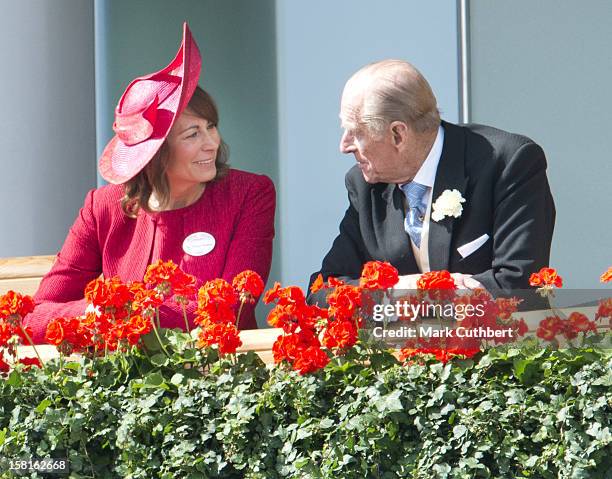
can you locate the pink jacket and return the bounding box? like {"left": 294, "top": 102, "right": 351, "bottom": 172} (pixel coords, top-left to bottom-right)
{"left": 26, "top": 169, "right": 276, "bottom": 343}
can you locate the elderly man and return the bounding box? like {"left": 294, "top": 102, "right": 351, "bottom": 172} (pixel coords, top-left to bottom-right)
{"left": 309, "top": 59, "right": 555, "bottom": 300}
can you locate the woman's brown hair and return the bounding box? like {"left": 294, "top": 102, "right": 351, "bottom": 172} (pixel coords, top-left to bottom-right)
{"left": 121, "top": 86, "right": 230, "bottom": 217}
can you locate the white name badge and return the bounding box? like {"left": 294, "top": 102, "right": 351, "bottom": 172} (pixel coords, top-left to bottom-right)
{"left": 183, "top": 232, "right": 216, "bottom": 257}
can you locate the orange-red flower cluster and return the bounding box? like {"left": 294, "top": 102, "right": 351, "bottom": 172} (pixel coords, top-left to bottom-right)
{"left": 0, "top": 291, "right": 37, "bottom": 366}
{"left": 595, "top": 298, "right": 612, "bottom": 328}
{"left": 0, "top": 352, "right": 9, "bottom": 373}
{"left": 264, "top": 282, "right": 330, "bottom": 373}
{"left": 454, "top": 292, "right": 527, "bottom": 345}
{"left": 265, "top": 261, "right": 403, "bottom": 374}
{"left": 399, "top": 345, "right": 480, "bottom": 364}
{"left": 144, "top": 259, "right": 197, "bottom": 301}
{"left": 47, "top": 277, "right": 160, "bottom": 354}
{"left": 327, "top": 285, "right": 362, "bottom": 323}
{"left": 271, "top": 330, "right": 330, "bottom": 375}
{"left": 529, "top": 267, "right": 563, "bottom": 289}
{"left": 417, "top": 270, "right": 457, "bottom": 301}
{"left": 601, "top": 267, "right": 612, "bottom": 284}
{"left": 17, "top": 356, "right": 42, "bottom": 370}
{"left": 194, "top": 276, "right": 247, "bottom": 356}
{"left": 359, "top": 261, "right": 399, "bottom": 290}
{"left": 232, "top": 270, "right": 265, "bottom": 303}
{"left": 536, "top": 312, "right": 597, "bottom": 342}
{"left": 0, "top": 290, "right": 35, "bottom": 321}
{"left": 197, "top": 321, "right": 243, "bottom": 355}
{"left": 322, "top": 318, "right": 358, "bottom": 350}
{"left": 310, "top": 274, "right": 325, "bottom": 294}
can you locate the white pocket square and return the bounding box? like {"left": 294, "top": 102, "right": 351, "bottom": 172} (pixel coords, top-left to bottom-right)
{"left": 457, "top": 234, "right": 490, "bottom": 259}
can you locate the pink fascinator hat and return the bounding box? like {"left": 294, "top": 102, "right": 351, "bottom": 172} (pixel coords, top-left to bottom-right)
{"left": 99, "top": 22, "right": 202, "bottom": 184}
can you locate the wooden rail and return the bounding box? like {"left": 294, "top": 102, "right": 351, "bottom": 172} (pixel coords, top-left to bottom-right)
{"left": 0, "top": 255, "right": 56, "bottom": 296}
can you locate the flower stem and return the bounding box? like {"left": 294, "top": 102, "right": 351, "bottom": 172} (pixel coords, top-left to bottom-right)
{"left": 152, "top": 309, "right": 171, "bottom": 358}
{"left": 235, "top": 301, "right": 245, "bottom": 330}
{"left": 180, "top": 302, "right": 193, "bottom": 348}
{"left": 18, "top": 323, "right": 47, "bottom": 372}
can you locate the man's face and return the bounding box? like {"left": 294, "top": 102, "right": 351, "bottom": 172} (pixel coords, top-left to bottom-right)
{"left": 339, "top": 88, "right": 404, "bottom": 184}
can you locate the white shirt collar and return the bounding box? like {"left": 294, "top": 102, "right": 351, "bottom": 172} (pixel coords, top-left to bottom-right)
{"left": 411, "top": 125, "right": 444, "bottom": 188}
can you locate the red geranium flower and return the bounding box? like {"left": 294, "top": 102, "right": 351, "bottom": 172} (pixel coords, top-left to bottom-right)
{"left": 566, "top": 312, "right": 597, "bottom": 335}
{"left": 0, "top": 290, "right": 35, "bottom": 321}
{"left": 536, "top": 315, "right": 564, "bottom": 341}
{"left": 144, "top": 260, "right": 196, "bottom": 300}
{"left": 310, "top": 274, "right": 325, "bottom": 294}
{"left": 144, "top": 259, "right": 178, "bottom": 292}
{"left": 0, "top": 323, "right": 12, "bottom": 348}
{"left": 417, "top": 270, "right": 456, "bottom": 301}
{"left": 272, "top": 329, "right": 320, "bottom": 364}
{"left": 263, "top": 284, "right": 305, "bottom": 306}
{"left": 198, "top": 279, "right": 237, "bottom": 308}
{"left": 514, "top": 318, "right": 529, "bottom": 337}
{"left": 327, "top": 285, "right": 362, "bottom": 321}
{"left": 0, "top": 352, "right": 9, "bottom": 373}
{"left": 595, "top": 298, "right": 612, "bottom": 322}
{"left": 171, "top": 269, "right": 197, "bottom": 299}
{"left": 233, "top": 270, "right": 265, "bottom": 303}
{"left": 292, "top": 345, "right": 330, "bottom": 375}
{"left": 529, "top": 267, "right": 563, "bottom": 288}
{"left": 322, "top": 319, "right": 358, "bottom": 351}
{"left": 130, "top": 284, "right": 164, "bottom": 317}
{"left": 327, "top": 277, "right": 346, "bottom": 288}
{"left": 84, "top": 277, "right": 132, "bottom": 319}
{"left": 18, "top": 357, "right": 42, "bottom": 370}
{"left": 195, "top": 302, "right": 236, "bottom": 327}
{"left": 417, "top": 270, "right": 456, "bottom": 290}
{"left": 399, "top": 346, "right": 479, "bottom": 364}
{"left": 359, "top": 261, "right": 399, "bottom": 290}
{"left": 267, "top": 304, "right": 299, "bottom": 333}
{"left": 198, "top": 322, "right": 242, "bottom": 355}
{"left": 45, "top": 316, "right": 90, "bottom": 354}
{"left": 124, "top": 315, "right": 152, "bottom": 346}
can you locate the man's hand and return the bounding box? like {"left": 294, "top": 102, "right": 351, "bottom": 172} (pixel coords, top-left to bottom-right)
{"left": 450, "top": 273, "right": 484, "bottom": 290}
{"left": 392, "top": 274, "right": 422, "bottom": 293}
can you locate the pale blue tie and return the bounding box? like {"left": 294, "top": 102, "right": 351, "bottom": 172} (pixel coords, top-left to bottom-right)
{"left": 400, "top": 181, "right": 428, "bottom": 248}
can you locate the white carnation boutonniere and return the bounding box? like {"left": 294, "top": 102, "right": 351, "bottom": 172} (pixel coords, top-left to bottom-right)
{"left": 431, "top": 189, "right": 466, "bottom": 222}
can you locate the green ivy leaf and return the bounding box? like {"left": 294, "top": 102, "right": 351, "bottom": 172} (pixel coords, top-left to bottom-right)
{"left": 6, "top": 370, "right": 22, "bottom": 387}
{"left": 35, "top": 398, "right": 52, "bottom": 414}
{"left": 375, "top": 389, "right": 403, "bottom": 413}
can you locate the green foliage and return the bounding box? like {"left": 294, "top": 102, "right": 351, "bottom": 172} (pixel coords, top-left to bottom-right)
{"left": 0, "top": 338, "right": 610, "bottom": 478}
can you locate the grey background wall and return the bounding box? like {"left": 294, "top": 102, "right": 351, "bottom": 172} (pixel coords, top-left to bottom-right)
{"left": 470, "top": 0, "right": 612, "bottom": 288}
{"left": 0, "top": 0, "right": 96, "bottom": 257}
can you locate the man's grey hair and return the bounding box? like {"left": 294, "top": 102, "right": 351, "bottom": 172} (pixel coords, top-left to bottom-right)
{"left": 348, "top": 59, "right": 441, "bottom": 135}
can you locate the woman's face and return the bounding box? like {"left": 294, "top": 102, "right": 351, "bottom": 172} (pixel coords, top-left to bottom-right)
{"left": 165, "top": 108, "right": 220, "bottom": 193}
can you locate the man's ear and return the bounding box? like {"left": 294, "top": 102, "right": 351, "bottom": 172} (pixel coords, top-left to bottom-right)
{"left": 390, "top": 121, "right": 408, "bottom": 147}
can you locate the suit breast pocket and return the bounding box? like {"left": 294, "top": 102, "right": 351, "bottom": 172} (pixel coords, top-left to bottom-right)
{"left": 457, "top": 234, "right": 490, "bottom": 259}
{"left": 457, "top": 234, "right": 491, "bottom": 272}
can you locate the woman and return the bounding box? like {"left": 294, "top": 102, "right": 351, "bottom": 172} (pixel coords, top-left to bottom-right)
{"left": 24, "top": 24, "right": 275, "bottom": 342}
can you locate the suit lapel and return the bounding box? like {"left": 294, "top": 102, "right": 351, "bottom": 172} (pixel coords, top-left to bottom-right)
{"left": 428, "top": 122, "right": 469, "bottom": 272}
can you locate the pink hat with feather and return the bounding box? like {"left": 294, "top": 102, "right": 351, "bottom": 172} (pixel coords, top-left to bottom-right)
{"left": 99, "top": 23, "right": 202, "bottom": 184}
